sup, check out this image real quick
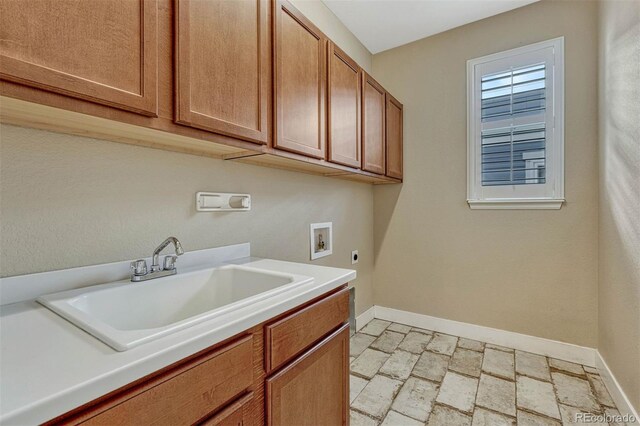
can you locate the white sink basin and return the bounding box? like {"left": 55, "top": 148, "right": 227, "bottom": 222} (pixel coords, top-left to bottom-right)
{"left": 37, "top": 265, "right": 313, "bottom": 351}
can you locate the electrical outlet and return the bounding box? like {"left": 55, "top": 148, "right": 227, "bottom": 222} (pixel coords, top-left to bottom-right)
{"left": 351, "top": 250, "right": 359, "bottom": 264}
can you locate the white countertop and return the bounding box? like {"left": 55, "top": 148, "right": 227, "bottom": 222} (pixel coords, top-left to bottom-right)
{"left": 0, "top": 257, "right": 355, "bottom": 425}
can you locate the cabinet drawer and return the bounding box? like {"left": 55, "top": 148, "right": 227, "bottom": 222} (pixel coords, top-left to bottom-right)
{"left": 79, "top": 335, "right": 253, "bottom": 425}
{"left": 265, "top": 288, "right": 349, "bottom": 373}
{"left": 199, "top": 392, "right": 254, "bottom": 426}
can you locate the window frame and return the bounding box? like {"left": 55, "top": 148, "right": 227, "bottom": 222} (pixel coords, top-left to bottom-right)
{"left": 466, "top": 37, "right": 565, "bottom": 210}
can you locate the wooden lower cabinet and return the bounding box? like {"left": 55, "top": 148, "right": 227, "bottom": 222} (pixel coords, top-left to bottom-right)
{"left": 266, "top": 325, "right": 350, "bottom": 426}
{"left": 46, "top": 286, "right": 349, "bottom": 426}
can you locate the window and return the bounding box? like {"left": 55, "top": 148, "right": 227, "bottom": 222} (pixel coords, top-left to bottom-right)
{"left": 467, "top": 38, "right": 564, "bottom": 209}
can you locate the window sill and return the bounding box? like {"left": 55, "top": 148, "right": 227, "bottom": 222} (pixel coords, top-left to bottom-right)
{"left": 467, "top": 199, "right": 565, "bottom": 210}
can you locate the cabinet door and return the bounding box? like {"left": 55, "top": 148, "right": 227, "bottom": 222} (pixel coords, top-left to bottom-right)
{"left": 274, "top": 0, "right": 326, "bottom": 158}
{"left": 266, "top": 325, "right": 349, "bottom": 426}
{"left": 386, "top": 93, "right": 403, "bottom": 179}
{"left": 0, "top": 0, "right": 157, "bottom": 116}
{"left": 327, "top": 42, "right": 361, "bottom": 168}
{"left": 175, "top": 0, "right": 269, "bottom": 144}
{"left": 362, "top": 72, "right": 386, "bottom": 174}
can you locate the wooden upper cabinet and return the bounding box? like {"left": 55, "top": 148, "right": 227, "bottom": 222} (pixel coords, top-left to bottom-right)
{"left": 327, "top": 42, "right": 361, "bottom": 169}
{"left": 273, "top": 0, "right": 326, "bottom": 159}
{"left": 361, "top": 72, "right": 386, "bottom": 174}
{"left": 175, "top": 0, "right": 270, "bottom": 144}
{"left": 386, "top": 93, "right": 403, "bottom": 179}
{"left": 266, "top": 325, "right": 349, "bottom": 426}
{"left": 0, "top": 0, "right": 158, "bottom": 116}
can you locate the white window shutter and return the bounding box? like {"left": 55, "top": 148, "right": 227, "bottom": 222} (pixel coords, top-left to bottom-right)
{"left": 467, "top": 37, "right": 565, "bottom": 210}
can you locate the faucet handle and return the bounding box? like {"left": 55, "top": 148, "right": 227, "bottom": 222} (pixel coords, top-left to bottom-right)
{"left": 163, "top": 255, "right": 178, "bottom": 271}
{"left": 130, "top": 259, "right": 148, "bottom": 276}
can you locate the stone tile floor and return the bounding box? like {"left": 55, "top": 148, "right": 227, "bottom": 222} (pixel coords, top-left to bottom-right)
{"left": 350, "top": 319, "right": 626, "bottom": 426}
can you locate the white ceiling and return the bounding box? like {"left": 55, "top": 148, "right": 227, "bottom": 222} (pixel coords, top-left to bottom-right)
{"left": 322, "top": 0, "right": 539, "bottom": 54}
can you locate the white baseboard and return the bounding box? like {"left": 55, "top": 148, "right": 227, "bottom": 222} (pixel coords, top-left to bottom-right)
{"left": 355, "top": 306, "right": 375, "bottom": 331}
{"left": 373, "top": 306, "right": 597, "bottom": 367}
{"left": 596, "top": 351, "right": 639, "bottom": 423}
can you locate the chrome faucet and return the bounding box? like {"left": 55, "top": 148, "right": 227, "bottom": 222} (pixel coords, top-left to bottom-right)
{"left": 130, "top": 237, "right": 184, "bottom": 282}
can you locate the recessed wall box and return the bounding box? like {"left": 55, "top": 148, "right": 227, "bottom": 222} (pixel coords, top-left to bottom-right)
{"left": 310, "top": 222, "right": 333, "bottom": 260}
{"left": 196, "top": 192, "right": 251, "bottom": 212}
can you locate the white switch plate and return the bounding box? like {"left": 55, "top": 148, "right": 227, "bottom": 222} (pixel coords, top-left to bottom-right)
{"left": 351, "top": 250, "right": 359, "bottom": 264}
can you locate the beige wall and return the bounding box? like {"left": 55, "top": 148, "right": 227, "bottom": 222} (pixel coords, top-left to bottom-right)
{"left": 598, "top": 0, "right": 640, "bottom": 410}
{"left": 0, "top": 124, "right": 375, "bottom": 314}
{"left": 0, "top": 2, "right": 375, "bottom": 315}
{"left": 372, "top": 0, "right": 599, "bottom": 347}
